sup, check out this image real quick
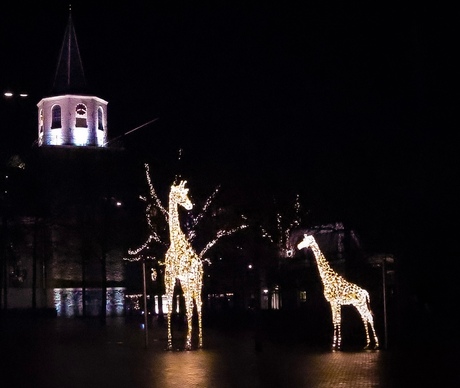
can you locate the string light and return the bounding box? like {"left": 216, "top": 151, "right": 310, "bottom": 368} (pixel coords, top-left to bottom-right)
{"left": 199, "top": 225, "right": 247, "bottom": 259}
{"left": 144, "top": 163, "right": 168, "bottom": 220}
{"left": 123, "top": 255, "right": 156, "bottom": 263}
{"left": 188, "top": 185, "right": 221, "bottom": 242}
{"left": 297, "top": 234, "right": 379, "bottom": 350}
{"left": 163, "top": 180, "right": 203, "bottom": 350}
{"left": 126, "top": 164, "right": 247, "bottom": 262}
{"left": 261, "top": 194, "right": 305, "bottom": 258}
{"left": 125, "top": 164, "right": 248, "bottom": 350}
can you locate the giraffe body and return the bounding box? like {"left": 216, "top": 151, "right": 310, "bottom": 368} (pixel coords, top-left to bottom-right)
{"left": 298, "top": 234, "right": 379, "bottom": 350}
{"left": 164, "top": 181, "right": 203, "bottom": 350}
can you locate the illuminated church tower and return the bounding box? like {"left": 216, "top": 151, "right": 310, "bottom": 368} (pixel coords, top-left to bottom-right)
{"left": 36, "top": 7, "right": 108, "bottom": 147}
{"left": 12, "top": 7, "right": 134, "bottom": 317}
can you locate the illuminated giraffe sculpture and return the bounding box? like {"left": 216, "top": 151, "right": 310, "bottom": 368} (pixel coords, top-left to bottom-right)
{"left": 297, "top": 234, "right": 379, "bottom": 350}
{"left": 164, "top": 180, "right": 203, "bottom": 350}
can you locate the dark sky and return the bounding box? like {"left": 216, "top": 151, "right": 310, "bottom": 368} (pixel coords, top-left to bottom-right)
{"left": 1, "top": 2, "right": 456, "bottom": 291}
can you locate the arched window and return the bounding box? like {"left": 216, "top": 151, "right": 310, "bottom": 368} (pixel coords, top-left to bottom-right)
{"left": 97, "top": 106, "right": 104, "bottom": 130}
{"left": 75, "top": 103, "right": 87, "bottom": 127}
{"left": 51, "top": 105, "right": 61, "bottom": 129}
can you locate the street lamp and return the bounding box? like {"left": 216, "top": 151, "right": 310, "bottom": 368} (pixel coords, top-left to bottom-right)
{"left": 369, "top": 254, "right": 395, "bottom": 350}
{"left": 123, "top": 254, "right": 156, "bottom": 349}
{"left": 3, "top": 91, "right": 28, "bottom": 98}
{"left": 142, "top": 258, "right": 148, "bottom": 348}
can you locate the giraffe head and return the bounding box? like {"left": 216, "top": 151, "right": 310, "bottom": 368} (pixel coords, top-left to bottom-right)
{"left": 170, "top": 180, "right": 193, "bottom": 210}
{"left": 297, "top": 234, "right": 315, "bottom": 251}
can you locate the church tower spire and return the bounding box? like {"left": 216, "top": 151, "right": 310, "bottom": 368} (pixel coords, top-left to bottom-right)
{"left": 51, "top": 4, "right": 88, "bottom": 95}
{"left": 36, "top": 5, "right": 108, "bottom": 148}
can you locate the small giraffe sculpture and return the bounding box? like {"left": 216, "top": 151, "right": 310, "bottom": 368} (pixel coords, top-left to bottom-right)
{"left": 297, "top": 234, "right": 379, "bottom": 350}
{"left": 164, "top": 180, "right": 203, "bottom": 350}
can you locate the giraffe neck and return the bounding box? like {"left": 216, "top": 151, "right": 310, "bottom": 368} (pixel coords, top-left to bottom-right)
{"left": 168, "top": 197, "right": 186, "bottom": 244}
{"left": 168, "top": 199, "right": 180, "bottom": 236}
{"left": 310, "top": 242, "right": 338, "bottom": 285}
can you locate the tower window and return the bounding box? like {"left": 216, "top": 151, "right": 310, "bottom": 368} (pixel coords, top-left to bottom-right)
{"left": 75, "top": 103, "right": 87, "bottom": 127}
{"left": 97, "top": 106, "right": 104, "bottom": 130}
{"left": 51, "top": 105, "right": 61, "bottom": 129}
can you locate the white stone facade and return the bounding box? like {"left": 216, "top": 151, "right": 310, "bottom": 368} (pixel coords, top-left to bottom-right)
{"left": 37, "top": 94, "right": 108, "bottom": 147}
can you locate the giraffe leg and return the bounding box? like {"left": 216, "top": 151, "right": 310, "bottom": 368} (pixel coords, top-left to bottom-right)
{"left": 365, "top": 293, "right": 379, "bottom": 349}
{"left": 338, "top": 329, "right": 342, "bottom": 350}
{"left": 196, "top": 295, "right": 203, "bottom": 348}
{"left": 184, "top": 294, "right": 194, "bottom": 350}
{"left": 332, "top": 324, "right": 338, "bottom": 351}
{"left": 362, "top": 317, "right": 371, "bottom": 350}
{"left": 331, "top": 303, "right": 341, "bottom": 351}
{"left": 336, "top": 314, "right": 342, "bottom": 350}
{"left": 368, "top": 315, "right": 379, "bottom": 349}
{"left": 356, "top": 305, "right": 371, "bottom": 349}
{"left": 166, "top": 295, "right": 173, "bottom": 350}
{"left": 329, "top": 304, "right": 335, "bottom": 350}
{"left": 360, "top": 305, "right": 379, "bottom": 350}
{"left": 369, "top": 322, "right": 379, "bottom": 349}
{"left": 165, "top": 282, "right": 174, "bottom": 350}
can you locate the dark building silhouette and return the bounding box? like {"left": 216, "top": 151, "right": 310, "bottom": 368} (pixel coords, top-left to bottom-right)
{"left": 0, "top": 9, "right": 396, "bottom": 351}
{"left": 1, "top": 7, "right": 144, "bottom": 317}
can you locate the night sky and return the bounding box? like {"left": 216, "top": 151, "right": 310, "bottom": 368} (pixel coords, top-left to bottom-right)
{"left": 1, "top": 3, "right": 456, "bottom": 302}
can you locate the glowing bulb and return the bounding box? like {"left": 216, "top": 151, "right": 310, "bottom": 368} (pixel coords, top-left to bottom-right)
{"left": 298, "top": 234, "right": 379, "bottom": 350}
{"left": 125, "top": 164, "right": 248, "bottom": 350}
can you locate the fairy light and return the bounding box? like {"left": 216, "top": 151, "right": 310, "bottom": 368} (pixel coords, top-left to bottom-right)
{"left": 123, "top": 255, "right": 157, "bottom": 263}
{"left": 199, "top": 224, "right": 248, "bottom": 259}
{"left": 297, "top": 234, "right": 379, "bottom": 350}
{"left": 127, "top": 235, "right": 155, "bottom": 256}
{"left": 126, "top": 164, "right": 247, "bottom": 261}
{"left": 164, "top": 180, "right": 204, "bottom": 350}
{"left": 125, "top": 164, "right": 248, "bottom": 350}
{"left": 188, "top": 185, "right": 221, "bottom": 241}
{"left": 144, "top": 163, "right": 168, "bottom": 219}
{"left": 124, "top": 164, "right": 169, "bottom": 263}
{"left": 125, "top": 294, "right": 143, "bottom": 310}
{"left": 261, "top": 194, "right": 305, "bottom": 258}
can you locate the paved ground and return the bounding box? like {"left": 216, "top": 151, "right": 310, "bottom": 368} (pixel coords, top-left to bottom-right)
{"left": 0, "top": 312, "right": 456, "bottom": 388}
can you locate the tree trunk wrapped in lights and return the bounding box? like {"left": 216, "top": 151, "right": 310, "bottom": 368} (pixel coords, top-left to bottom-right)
{"left": 125, "top": 164, "right": 248, "bottom": 350}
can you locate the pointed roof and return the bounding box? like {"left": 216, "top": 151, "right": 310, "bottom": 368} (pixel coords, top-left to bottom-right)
{"left": 50, "top": 6, "right": 89, "bottom": 95}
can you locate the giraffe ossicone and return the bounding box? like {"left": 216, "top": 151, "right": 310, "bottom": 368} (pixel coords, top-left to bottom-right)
{"left": 298, "top": 234, "right": 379, "bottom": 351}
{"left": 164, "top": 180, "right": 203, "bottom": 350}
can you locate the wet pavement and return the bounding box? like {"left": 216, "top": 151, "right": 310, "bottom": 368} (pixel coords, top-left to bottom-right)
{"left": 0, "top": 313, "right": 456, "bottom": 388}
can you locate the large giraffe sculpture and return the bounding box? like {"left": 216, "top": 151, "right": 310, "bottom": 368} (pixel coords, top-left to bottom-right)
{"left": 164, "top": 180, "right": 203, "bottom": 350}
{"left": 297, "top": 234, "right": 379, "bottom": 350}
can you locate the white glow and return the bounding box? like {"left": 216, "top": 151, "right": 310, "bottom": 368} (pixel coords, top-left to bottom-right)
{"left": 125, "top": 164, "right": 248, "bottom": 349}
{"left": 50, "top": 128, "right": 64, "bottom": 145}
{"left": 54, "top": 287, "right": 125, "bottom": 317}
{"left": 37, "top": 95, "right": 108, "bottom": 147}
{"left": 126, "top": 163, "right": 247, "bottom": 261}
{"left": 97, "top": 129, "right": 105, "bottom": 146}
{"left": 164, "top": 180, "right": 204, "bottom": 350}
{"left": 153, "top": 295, "right": 168, "bottom": 314}
{"left": 261, "top": 194, "right": 304, "bottom": 258}
{"left": 298, "top": 234, "right": 379, "bottom": 350}
{"left": 73, "top": 127, "right": 90, "bottom": 146}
